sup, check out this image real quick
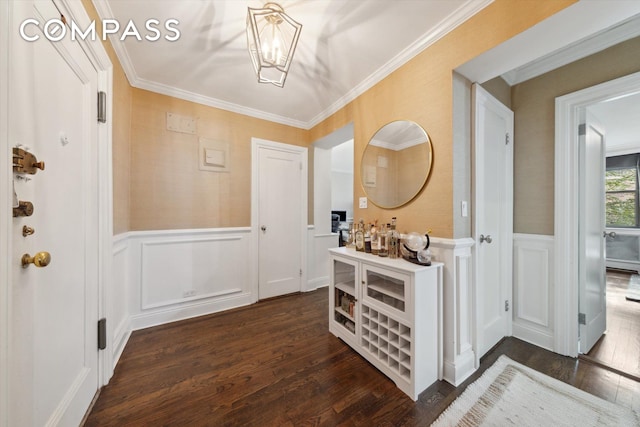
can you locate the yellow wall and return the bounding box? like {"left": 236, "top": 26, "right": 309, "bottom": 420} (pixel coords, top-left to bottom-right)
{"left": 128, "top": 89, "right": 308, "bottom": 230}
{"left": 310, "top": 0, "right": 576, "bottom": 236}
{"left": 84, "top": 0, "right": 577, "bottom": 236}
{"left": 512, "top": 36, "right": 640, "bottom": 235}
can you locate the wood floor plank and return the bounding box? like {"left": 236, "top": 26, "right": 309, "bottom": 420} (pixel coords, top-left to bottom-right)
{"left": 588, "top": 271, "right": 640, "bottom": 378}
{"left": 85, "top": 289, "right": 640, "bottom": 426}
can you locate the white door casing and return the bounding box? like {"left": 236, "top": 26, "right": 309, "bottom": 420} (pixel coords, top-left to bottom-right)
{"left": 472, "top": 83, "right": 514, "bottom": 358}
{"left": 555, "top": 71, "right": 640, "bottom": 357}
{"left": 2, "top": 0, "right": 114, "bottom": 425}
{"left": 252, "top": 138, "right": 308, "bottom": 300}
{"left": 578, "top": 112, "right": 607, "bottom": 353}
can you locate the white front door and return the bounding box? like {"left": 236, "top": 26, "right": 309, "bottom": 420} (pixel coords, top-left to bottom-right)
{"left": 578, "top": 112, "right": 607, "bottom": 353}
{"left": 472, "top": 83, "right": 514, "bottom": 358}
{"left": 9, "top": 1, "right": 100, "bottom": 424}
{"left": 255, "top": 140, "right": 307, "bottom": 299}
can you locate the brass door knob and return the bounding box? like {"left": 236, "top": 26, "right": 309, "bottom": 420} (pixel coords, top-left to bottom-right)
{"left": 21, "top": 251, "right": 51, "bottom": 268}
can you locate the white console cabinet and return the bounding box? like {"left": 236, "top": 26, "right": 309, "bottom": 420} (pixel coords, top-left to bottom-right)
{"left": 328, "top": 247, "right": 443, "bottom": 400}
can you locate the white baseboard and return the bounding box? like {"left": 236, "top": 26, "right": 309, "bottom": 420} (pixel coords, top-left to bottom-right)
{"left": 130, "top": 292, "right": 253, "bottom": 331}
{"left": 307, "top": 276, "right": 329, "bottom": 290}
{"left": 512, "top": 322, "right": 554, "bottom": 351}
{"left": 111, "top": 317, "right": 131, "bottom": 369}
{"left": 443, "top": 350, "right": 476, "bottom": 386}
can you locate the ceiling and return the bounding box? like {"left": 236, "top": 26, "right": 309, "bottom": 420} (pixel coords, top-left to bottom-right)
{"left": 93, "top": 0, "right": 492, "bottom": 129}
{"left": 94, "top": 0, "right": 640, "bottom": 139}
{"left": 590, "top": 92, "right": 640, "bottom": 154}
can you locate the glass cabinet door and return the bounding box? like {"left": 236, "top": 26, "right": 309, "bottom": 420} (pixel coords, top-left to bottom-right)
{"left": 362, "top": 264, "right": 410, "bottom": 319}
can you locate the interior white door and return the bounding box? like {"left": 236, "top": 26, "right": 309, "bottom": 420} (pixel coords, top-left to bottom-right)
{"left": 578, "top": 112, "right": 607, "bottom": 353}
{"left": 472, "top": 83, "right": 514, "bottom": 358}
{"left": 10, "top": 1, "right": 99, "bottom": 425}
{"left": 257, "top": 143, "right": 305, "bottom": 299}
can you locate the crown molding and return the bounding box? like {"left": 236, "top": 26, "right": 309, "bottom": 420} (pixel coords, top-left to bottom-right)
{"left": 306, "top": 0, "right": 494, "bottom": 129}
{"left": 92, "top": 0, "right": 138, "bottom": 83}
{"left": 501, "top": 13, "right": 640, "bottom": 86}
{"left": 133, "top": 77, "right": 309, "bottom": 129}
{"left": 92, "top": 0, "right": 493, "bottom": 130}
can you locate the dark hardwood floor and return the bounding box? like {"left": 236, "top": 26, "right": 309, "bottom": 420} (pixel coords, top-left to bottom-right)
{"left": 587, "top": 270, "right": 640, "bottom": 379}
{"left": 84, "top": 289, "right": 640, "bottom": 426}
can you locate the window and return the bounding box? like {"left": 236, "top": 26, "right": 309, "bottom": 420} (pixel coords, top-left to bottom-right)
{"left": 606, "top": 154, "right": 639, "bottom": 227}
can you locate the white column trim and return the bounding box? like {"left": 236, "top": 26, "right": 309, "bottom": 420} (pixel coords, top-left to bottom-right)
{"left": 430, "top": 236, "right": 476, "bottom": 386}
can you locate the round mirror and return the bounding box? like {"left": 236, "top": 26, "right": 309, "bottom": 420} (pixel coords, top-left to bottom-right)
{"left": 360, "top": 121, "right": 433, "bottom": 208}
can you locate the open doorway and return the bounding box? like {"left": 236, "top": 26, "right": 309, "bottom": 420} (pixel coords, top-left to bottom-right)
{"left": 329, "top": 140, "right": 354, "bottom": 243}
{"left": 312, "top": 123, "right": 354, "bottom": 237}
{"left": 306, "top": 124, "right": 354, "bottom": 289}
{"left": 556, "top": 70, "right": 640, "bottom": 363}
{"left": 582, "top": 92, "right": 640, "bottom": 379}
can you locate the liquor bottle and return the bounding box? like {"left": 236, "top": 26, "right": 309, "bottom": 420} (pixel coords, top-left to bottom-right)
{"left": 371, "top": 221, "right": 379, "bottom": 255}
{"left": 388, "top": 217, "right": 399, "bottom": 259}
{"left": 355, "top": 219, "right": 365, "bottom": 252}
{"left": 378, "top": 223, "right": 388, "bottom": 257}
{"left": 364, "top": 223, "right": 372, "bottom": 253}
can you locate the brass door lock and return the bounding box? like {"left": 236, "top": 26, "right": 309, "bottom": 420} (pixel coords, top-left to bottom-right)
{"left": 13, "top": 147, "right": 45, "bottom": 174}
{"left": 13, "top": 201, "right": 34, "bottom": 217}
{"left": 22, "top": 225, "right": 35, "bottom": 237}
{"left": 22, "top": 251, "right": 51, "bottom": 268}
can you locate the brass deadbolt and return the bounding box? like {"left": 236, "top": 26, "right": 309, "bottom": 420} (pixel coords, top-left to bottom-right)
{"left": 22, "top": 225, "right": 35, "bottom": 237}
{"left": 21, "top": 251, "right": 51, "bottom": 268}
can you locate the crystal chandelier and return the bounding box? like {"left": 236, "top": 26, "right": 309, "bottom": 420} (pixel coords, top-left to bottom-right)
{"left": 246, "top": 2, "right": 302, "bottom": 88}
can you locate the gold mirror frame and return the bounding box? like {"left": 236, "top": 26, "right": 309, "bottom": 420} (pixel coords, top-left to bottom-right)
{"left": 360, "top": 120, "right": 433, "bottom": 209}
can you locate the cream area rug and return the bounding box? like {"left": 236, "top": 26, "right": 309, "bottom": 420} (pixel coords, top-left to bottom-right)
{"left": 431, "top": 355, "right": 639, "bottom": 427}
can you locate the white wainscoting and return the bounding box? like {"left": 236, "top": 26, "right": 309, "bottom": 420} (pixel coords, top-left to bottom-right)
{"left": 110, "top": 226, "right": 335, "bottom": 369}
{"left": 111, "top": 234, "right": 131, "bottom": 369}
{"left": 306, "top": 226, "right": 339, "bottom": 291}
{"left": 512, "top": 234, "right": 555, "bottom": 351}
{"left": 429, "top": 237, "right": 476, "bottom": 386}
{"left": 128, "top": 228, "right": 254, "bottom": 331}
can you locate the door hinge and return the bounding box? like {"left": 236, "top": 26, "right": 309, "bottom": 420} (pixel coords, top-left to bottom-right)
{"left": 578, "top": 312, "right": 586, "bottom": 325}
{"left": 299, "top": 269, "right": 303, "bottom": 276}
{"left": 505, "top": 133, "right": 510, "bottom": 145}
{"left": 98, "top": 318, "right": 107, "bottom": 350}
{"left": 504, "top": 300, "right": 509, "bottom": 312}
{"left": 97, "top": 91, "right": 107, "bottom": 123}
{"left": 578, "top": 123, "right": 586, "bottom": 136}
{"left": 299, "top": 162, "right": 303, "bottom": 170}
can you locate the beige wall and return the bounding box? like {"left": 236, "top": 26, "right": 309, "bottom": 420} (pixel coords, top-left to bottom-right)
{"left": 129, "top": 89, "right": 309, "bottom": 230}
{"left": 513, "top": 36, "right": 640, "bottom": 235}
{"left": 482, "top": 77, "right": 512, "bottom": 109}
{"left": 310, "top": 0, "right": 576, "bottom": 237}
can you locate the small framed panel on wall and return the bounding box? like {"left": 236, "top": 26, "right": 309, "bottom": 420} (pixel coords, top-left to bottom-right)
{"left": 199, "top": 137, "right": 230, "bottom": 173}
